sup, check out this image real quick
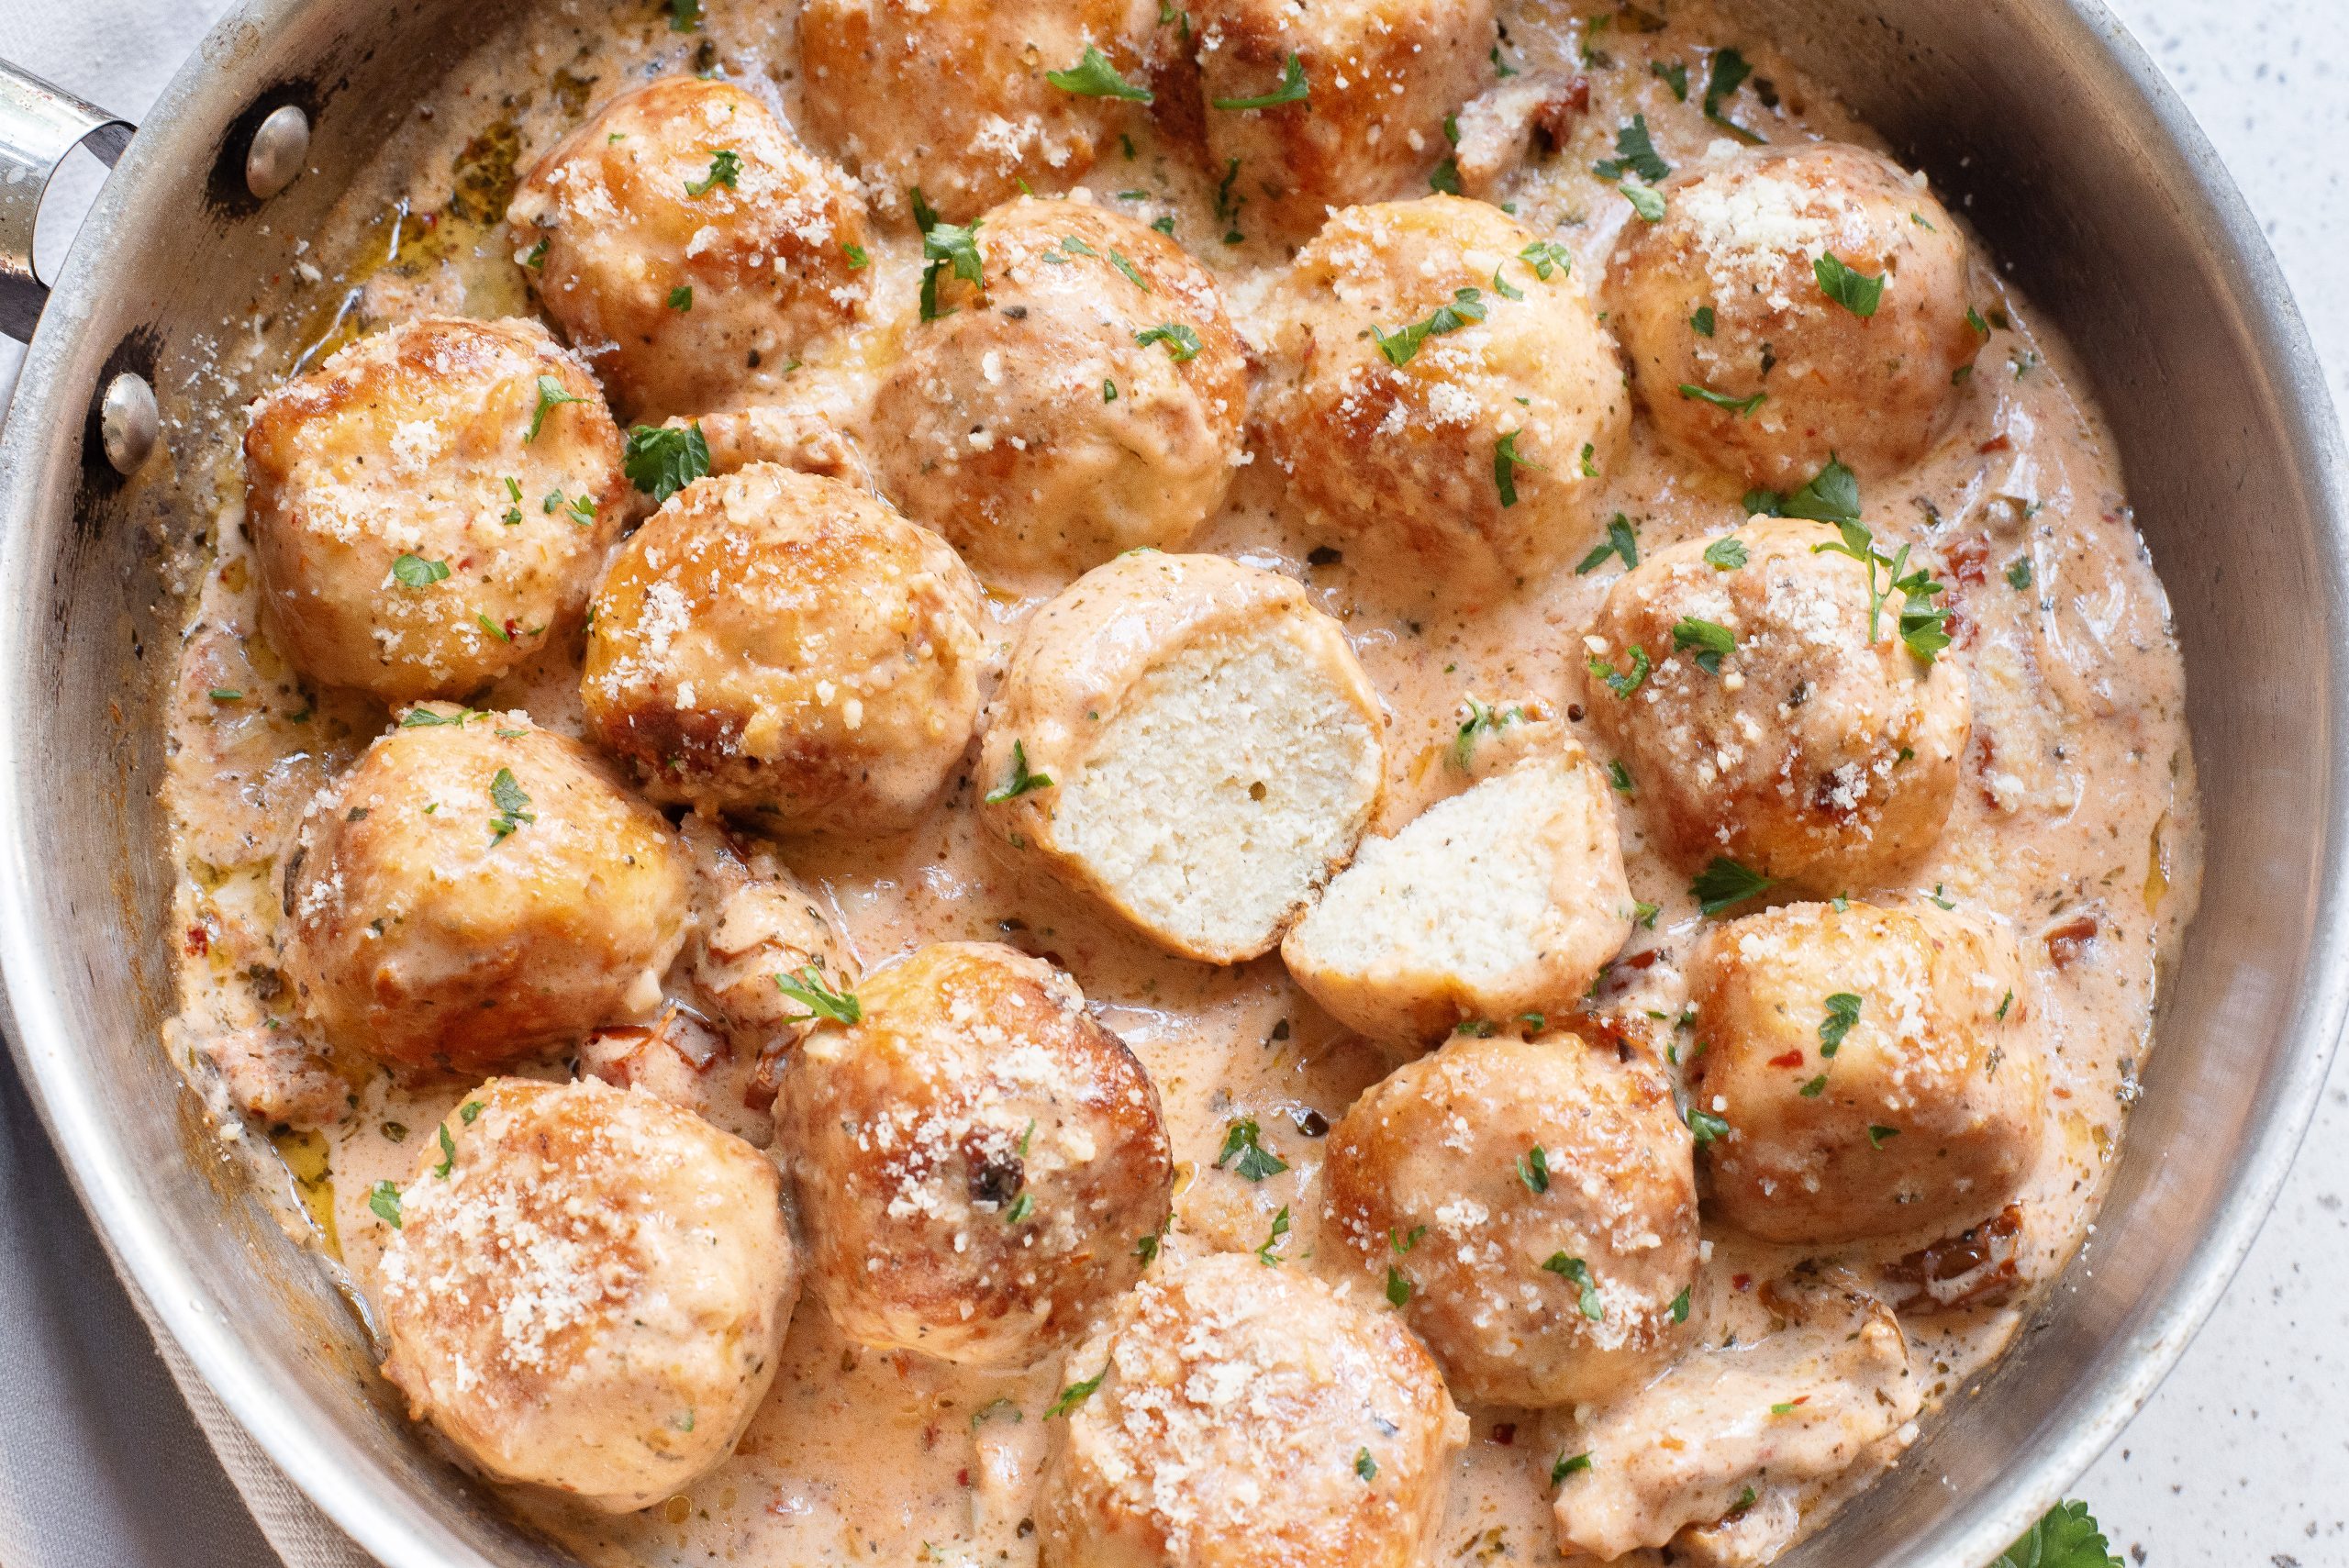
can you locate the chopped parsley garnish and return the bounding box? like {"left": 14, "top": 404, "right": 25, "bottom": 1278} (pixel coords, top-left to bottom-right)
{"left": 775, "top": 962, "right": 862, "bottom": 1026}
{"left": 521, "top": 238, "right": 548, "bottom": 269}
{"left": 971, "top": 1396, "right": 1022, "bottom": 1430}
{"left": 1686, "top": 1105, "right": 1731, "bottom": 1143}
{"left": 1968, "top": 306, "right": 1991, "bottom": 338}
{"left": 1215, "top": 1118, "right": 1288, "bottom": 1182}
{"left": 1542, "top": 1253, "right": 1605, "bottom": 1319}
{"left": 1816, "top": 252, "right": 1886, "bottom": 317}
{"left": 1810, "top": 517, "right": 1951, "bottom": 662}
{"left": 1254, "top": 1204, "right": 1291, "bottom": 1265}
{"left": 206, "top": 688, "right": 243, "bottom": 703}
{"left": 1691, "top": 305, "right": 1716, "bottom": 337}
{"left": 1670, "top": 1285, "right": 1691, "bottom": 1323}
{"left": 1520, "top": 239, "right": 1573, "bottom": 280}
{"left": 486, "top": 768, "right": 535, "bottom": 840}
{"left": 1044, "top": 1368, "right": 1106, "bottom": 1418}
{"left": 666, "top": 284, "right": 694, "bottom": 310}
{"left": 1679, "top": 382, "right": 1765, "bottom": 417}
{"left": 1005, "top": 1192, "right": 1034, "bottom": 1224}
{"left": 1990, "top": 1503, "right": 2123, "bottom": 1568}
{"left": 501, "top": 475, "right": 524, "bottom": 526}
{"left": 1866, "top": 1123, "right": 1900, "bottom": 1148}
{"left": 1354, "top": 1449, "right": 1378, "bottom": 1481}
{"left": 1490, "top": 267, "right": 1525, "bottom": 301}
{"left": 1798, "top": 1073, "right": 1828, "bottom": 1098}
{"left": 1152, "top": 214, "right": 1176, "bottom": 235}
{"left": 1671, "top": 616, "right": 1735, "bottom": 673}
{"left": 1608, "top": 760, "right": 1633, "bottom": 794}
{"left": 476, "top": 613, "right": 512, "bottom": 645}
{"left": 843, "top": 241, "right": 870, "bottom": 270}
{"left": 1103, "top": 379, "right": 1118, "bottom": 402}
{"left": 461, "top": 1100, "right": 484, "bottom": 1123}
{"left": 1494, "top": 428, "right": 1542, "bottom": 506}
{"left": 667, "top": 0, "right": 701, "bottom": 31}
{"left": 1429, "top": 156, "right": 1462, "bottom": 195}
{"left": 1575, "top": 513, "right": 1640, "bottom": 574}
{"left": 1135, "top": 1225, "right": 1165, "bottom": 1265}
{"left": 1453, "top": 697, "right": 1523, "bottom": 768}
{"left": 1997, "top": 989, "right": 2015, "bottom": 1022}
{"left": 1210, "top": 52, "right": 1309, "bottom": 111}
{"left": 1108, "top": 249, "right": 1152, "bottom": 291}
{"left": 391, "top": 553, "right": 450, "bottom": 588}
{"left": 985, "top": 740, "right": 1054, "bottom": 803}
{"left": 1372, "top": 287, "right": 1486, "bottom": 367}
{"left": 1588, "top": 646, "right": 1650, "bottom": 699}
{"left": 1633, "top": 899, "right": 1660, "bottom": 929}
{"left": 368, "top": 1180, "right": 403, "bottom": 1228}
{"left": 1386, "top": 1264, "right": 1413, "bottom": 1307}
{"left": 622, "top": 422, "right": 709, "bottom": 502}
{"left": 918, "top": 201, "right": 986, "bottom": 322}
{"left": 399, "top": 706, "right": 481, "bottom": 728}
{"left": 2008, "top": 556, "right": 2034, "bottom": 590}
{"left": 1592, "top": 113, "right": 1672, "bottom": 184}
{"left": 1134, "top": 322, "right": 1203, "bottom": 361}
{"left": 1391, "top": 1224, "right": 1426, "bottom": 1254}
{"left": 434, "top": 1123, "right": 457, "bottom": 1179}
{"left": 1770, "top": 453, "right": 1862, "bottom": 524}
{"left": 1704, "top": 536, "right": 1748, "bottom": 570}
{"left": 685, "top": 149, "right": 741, "bottom": 197}
{"left": 1517, "top": 1143, "right": 1552, "bottom": 1195}
{"left": 1691, "top": 855, "right": 1775, "bottom": 916}
{"left": 1492, "top": 44, "right": 1517, "bottom": 76}
{"left": 1653, "top": 59, "right": 1689, "bottom": 99}
{"left": 1702, "top": 46, "right": 1759, "bottom": 136}
{"left": 1552, "top": 1451, "right": 1593, "bottom": 1485}
{"left": 1621, "top": 183, "right": 1667, "bottom": 221}
{"left": 1046, "top": 44, "right": 1153, "bottom": 101}
{"left": 1819, "top": 992, "right": 1862, "bottom": 1055}
{"left": 1580, "top": 442, "right": 1599, "bottom": 477}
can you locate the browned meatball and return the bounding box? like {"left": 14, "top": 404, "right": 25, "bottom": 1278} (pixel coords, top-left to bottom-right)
{"left": 507, "top": 76, "right": 871, "bottom": 421}
{"left": 774, "top": 942, "right": 1174, "bottom": 1368}
{"left": 1687, "top": 900, "right": 2044, "bottom": 1244}
{"left": 1038, "top": 1249, "right": 1465, "bottom": 1568}
{"left": 242, "top": 316, "right": 626, "bottom": 705}
{"left": 1190, "top": 0, "right": 1495, "bottom": 239}
{"left": 377, "top": 1077, "right": 796, "bottom": 1512}
{"left": 869, "top": 196, "right": 1248, "bottom": 585}
{"left": 1583, "top": 519, "right": 1970, "bottom": 891}
{"left": 1609, "top": 142, "right": 1980, "bottom": 490}
{"left": 1324, "top": 1030, "right": 1698, "bottom": 1407}
{"left": 796, "top": 0, "right": 1159, "bottom": 224}
{"left": 1253, "top": 196, "right": 1629, "bottom": 584}
{"left": 580, "top": 463, "right": 986, "bottom": 834}
{"left": 279, "top": 708, "right": 691, "bottom": 1073}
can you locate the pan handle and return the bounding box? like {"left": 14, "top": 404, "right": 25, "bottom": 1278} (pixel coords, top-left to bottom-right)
{"left": 0, "top": 62, "right": 134, "bottom": 341}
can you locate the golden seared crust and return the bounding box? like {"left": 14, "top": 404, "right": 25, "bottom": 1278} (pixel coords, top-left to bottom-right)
{"left": 377, "top": 1077, "right": 796, "bottom": 1513}
{"left": 1609, "top": 141, "right": 1980, "bottom": 490}
{"left": 279, "top": 709, "right": 691, "bottom": 1073}
{"left": 1323, "top": 1031, "right": 1698, "bottom": 1407}
{"left": 979, "top": 551, "right": 1385, "bottom": 963}
{"left": 869, "top": 197, "right": 1249, "bottom": 586}
{"left": 1254, "top": 197, "right": 1631, "bottom": 585}
{"left": 1687, "top": 900, "right": 2044, "bottom": 1245}
{"left": 1283, "top": 730, "right": 1634, "bottom": 1043}
{"left": 774, "top": 942, "right": 1173, "bottom": 1368}
{"left": 507, "top": 76, "right": 870, "bottom": 421}
{"left": 241, "top": 316, "right": 625, "bottom": 705}
{"left": 1190, "top": 0, "right": 1495, "bottom": 237}
{"left": 1584, "top": 519, "right": 1969, "bottom": 890}
{"left": 796, "top": 0, "right": 1160, "bottom": 224}
{"left": 579, "top": 463, "right": 985, "bottom": 832}
{"left": 1038, "top": 1249, "right": 1467, "bottom": 1568}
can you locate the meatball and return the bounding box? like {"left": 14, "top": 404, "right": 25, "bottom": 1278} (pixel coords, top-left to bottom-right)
{"left": 980, "top": 551, "right": 1385, "bottom": 963}
{"left": 280, "top": 709, "right": 692, "bottom": 1073}
{"left": 1283, "top": 728, "right": 1634, "bottom": 1044}
{"left": 1583, "top": 519, "right": 1969, "bottom": 890}
{"left": 796, "top": 0, "right": 1159, "bottom": 224}
{"left": 1038, "top": 1249, "right": 1465, "bottom": 1568}
{"left": 1190, "top": 0, "right": 1495, "bottom": 238}
{"left": 507, "top": 76, "right": 870, "bottom": 421}
{"left": 774, "top": 942, "right": 1173, "bottom": 1368}
{"left": 580, "top": 463, "right": 986, "bottom": 833}
{"left": 1254, "top": 196, "right": 1629, "bottom": 584}
{"left": 1609, "top": 142, "right": 1980, "bottom": 490}
{"left": 1323, "top": 1030, "right": 1698, "bottom": 1407}
{"left": 1686, "top": 900, "right": 2044, "bottom": 1244}
{"left": 242, "top": 316, "right": 627, "bottom": 705}
{"left": 868, "top": 196, "right": 1248, "bottom": 584}
{"left": 376, "top": 1077, "right": 796, "bottom": 1512}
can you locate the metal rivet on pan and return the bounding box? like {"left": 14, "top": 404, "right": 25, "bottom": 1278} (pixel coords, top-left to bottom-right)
{"left": 244, "top": 104, "right": 310, "bottom": 201}
{"left": 100, "top": 372, "right": 159, "bottom": 475}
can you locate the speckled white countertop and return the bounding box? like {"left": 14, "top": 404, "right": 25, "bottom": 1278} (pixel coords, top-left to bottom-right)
{"left": 0, "top": 2, "right": 2343, "bottom": 1564}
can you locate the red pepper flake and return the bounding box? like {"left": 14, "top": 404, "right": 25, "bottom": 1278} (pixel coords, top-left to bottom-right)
{"left": 1487, "top": 1422, "right": 1517, "bottom": 1446}
{"left": 1621, "top": 949, "right": 1658, "bottom": 971}
{"left": 956, "top": 1467, "right": 971, "bottom": 1488}
{"left": 1768, "top": 1050, "right": 1805, "bottom": 1069}
{"left": 1732, "top": 1273, "right": 1753, "bottom": 1292}
{"left": 2045, "top": 915, "right": 2099, "bottom": 970}
{"left": 184, "top": 925, "right": 210, "bottom": 956}
{"left": 1977, "top": 434, "right": 2012, "bottom": 453}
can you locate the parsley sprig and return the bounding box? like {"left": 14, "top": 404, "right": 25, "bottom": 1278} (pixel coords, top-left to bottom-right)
{"left": 1211, "top": 53, "right": 1309, "bottom": 111}
{"left": 1990, "top": 1502, "right": 2123, "bottom": 1568}
{"left": 1047, "top": 45, "right": 1153, "bottom": 101}
{"left": 775, "top": 962, "right": 862, "bottom": 1026}
{"left": 1810, "top": 517, "right": 1952, "bottom": 662}
{"left": 1214, "top": 1117, "right": 1288, "bottom": 1182}
{"left": 985, "top": 740, "right": 1054, "bottom": 803}
{"left": 913, "top": 188, "right": 985, "bottom": 323}
{"left": 1372, "top": 288, "right": 1486, "bottom": 367}
{"left": 1690, "top": 855, "right": 1775, "bottom": 915}
{"left": 622, "top": 422, "right": 709, "bottom": 503}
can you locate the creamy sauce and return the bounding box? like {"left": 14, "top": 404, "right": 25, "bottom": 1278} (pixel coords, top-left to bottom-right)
{"left": 157, "top": 1, "right": 2201, "bottom": 1562}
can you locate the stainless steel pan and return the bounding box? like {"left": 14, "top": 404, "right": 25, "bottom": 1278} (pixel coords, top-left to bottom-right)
{"left": 0, "top": 1, "right": 2340, "bottom": 1562}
